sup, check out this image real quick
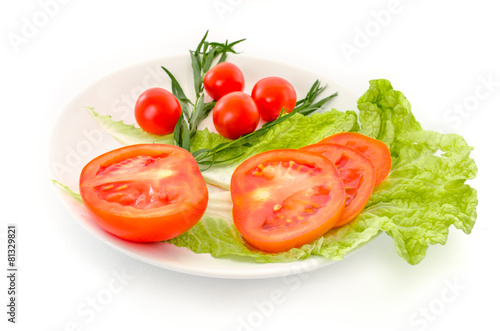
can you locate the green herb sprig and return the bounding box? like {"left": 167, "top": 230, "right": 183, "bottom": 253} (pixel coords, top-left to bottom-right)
{"left": 162, "top": 31, "right": 338, "bottom": 169}
{"left": 163, "top": 31, "right": 245, "bottom": 151}
{"left": 193, "top": 80, "right": 338, "bottom": 170}
{"left": 295, "top": 80, "right": 338, "bottom": 116}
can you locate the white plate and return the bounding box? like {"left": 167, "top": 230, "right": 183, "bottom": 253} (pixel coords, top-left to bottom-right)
{"left": 47, "top": 55, "right": 359, "bottom": 279}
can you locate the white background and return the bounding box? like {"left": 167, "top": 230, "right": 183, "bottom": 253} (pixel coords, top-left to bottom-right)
{"left": 1, "top": 0, "right": 499, "bottom": 330}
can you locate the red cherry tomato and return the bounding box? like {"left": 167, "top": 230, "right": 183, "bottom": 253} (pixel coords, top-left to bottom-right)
{"left": 134, "top": 87, "right": 182, "bottom": 135}
{"left": 251, "top": 77, "right": 297, "bottom": 121}
{"left": 231, "top": 149, "right": 346, "bottom": 253}
{"left": 79, "top": 144, "right": 208, "bottom": 242}
{"left": 212, "top": 92, "right": 260, "bottom": 140}
{"left": 203, "top": 62, "right": 245, "bottom": 101}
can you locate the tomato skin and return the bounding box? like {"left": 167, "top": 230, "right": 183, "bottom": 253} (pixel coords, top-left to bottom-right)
{"left": 302, "top": 143, "right": 376, "bottom": 226}
{"left": 203, "top": 62, "right": 245, "bottom": 101}
{"left": 231, "top": 149, "right": 346, "bottom": 253}
{"left": 134, "top": 87, "right": 182, "bottom": 135}
{"left": 251, "top": 77, "right": 297, "bottom": 122}
{"left": 212, "top": 92, "right": 260, "bottom": 140}
{"left": 79, "top": 144, "right": 208, "bottom": 242}
{"left": 319, "top": 132, "right": 392, "bottom": 186}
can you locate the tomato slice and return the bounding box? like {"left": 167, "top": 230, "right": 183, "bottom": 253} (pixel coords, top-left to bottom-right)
{"left": 79, "top": 144, "right": 208, "bottom": 242}
{"left": 302, "top": 143, "right": 376, "bottom": 226}
{"left": 230, "top": 149, "right": 346, "bottom": 253}
{"left": 319, "top": 132, "right": 392, "bottom": 186}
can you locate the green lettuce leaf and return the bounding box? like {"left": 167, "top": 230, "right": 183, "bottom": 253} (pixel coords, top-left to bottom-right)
{"left": 168, "top": 79, "right": 478, "bottom": 265}
{"left": 357, "top": 79, "right": 422, "bottom": 150}
{"left": 86, "top": 107, "right": 175, "bottom": 145}
{"left": 168, "top": 212, "right": 385, "bottom": 263}
{"left": 192, "top": 109, "right": 359, "bottom": 161}
{"left": 86, "top": 106, "right": 359, "bottom": 189}
{"left": 197, "top": 109, "right": 359, "bottom": 188}
{"left": 51, "top": 180, "right": 82, "bottom": 203}
{"left": 86, "top": 105, "right": 358, "bottom": 160}
{"left": 168, "top": 215, "right": 313, "bottom": 262}
{"left": 50, "top": 180, "right": 387, "bottom": 263}
{"left": 354, "top": 80, "right": 477, "bottom": 264}
{"left": 78, "top": 79, "right": 477, "bottom": 265}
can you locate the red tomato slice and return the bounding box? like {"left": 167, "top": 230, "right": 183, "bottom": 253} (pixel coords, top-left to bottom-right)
{"left": 319, "top": 132, "right": 392, "bottom": 186}
{"left": 79, "top": 144, "right": 208, "bottom": 242}
{"left": 230, "top": 149, "right": 346, "bottom": 253}
{"left": 302, "top": 143, "right": 376, "bottom": 226}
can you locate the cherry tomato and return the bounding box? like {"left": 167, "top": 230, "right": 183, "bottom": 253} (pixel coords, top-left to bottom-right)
{"left": 319, "top": 132, "right": 392, "bottom": 186}
{"left": 302, "top": 143, "right": 376, "bottom": 226}
{"left": 134, "top": 87, "right": 182, "bottom": 135}
{"left": 231, "top": 149, "right": 346, "bottom": 253}
{"left": 212, "top": 91, "right": 260, "bottom": 140}
{"left": 79, "top": 144, "right": 208, "bottom": 242}
{"left": 203, "top": 62, "right": 245, "bottom": 101}
{"left": 251, "top": 77, "right": 297, "bottom": 121}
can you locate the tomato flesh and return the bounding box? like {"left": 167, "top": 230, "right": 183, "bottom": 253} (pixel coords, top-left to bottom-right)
{"left": 250, "top": 161, "right": 330, "bottom": 230}
{"left": 302, "top": 143, "right": 376, "bottom": 226}
{"left": 319, "top": 132, "right": 392, "bottom": 186}
{"left": 93, "top": 155, "right": 176, "bottom": 209}
{"left": 231, "top": 149, "right": 346, "bottom": 253}
{"left": 79, "top": 144, "right": 208, "bottom": 242}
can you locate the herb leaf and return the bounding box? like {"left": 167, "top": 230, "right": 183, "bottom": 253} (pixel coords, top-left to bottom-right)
{"left": 173, "top": 114, "right": 191, "bottom": 150}
{"left": 164, "top": 31, "right": 245, "bottom": 151}
{"left": 190, "top": 30, "right": 245, "bottom": 96}
{"left": 295, "top": 80, "right": 338, "bottom": 116}
{"left": 161, "top": 66, "right": 192, "bottom": 116}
